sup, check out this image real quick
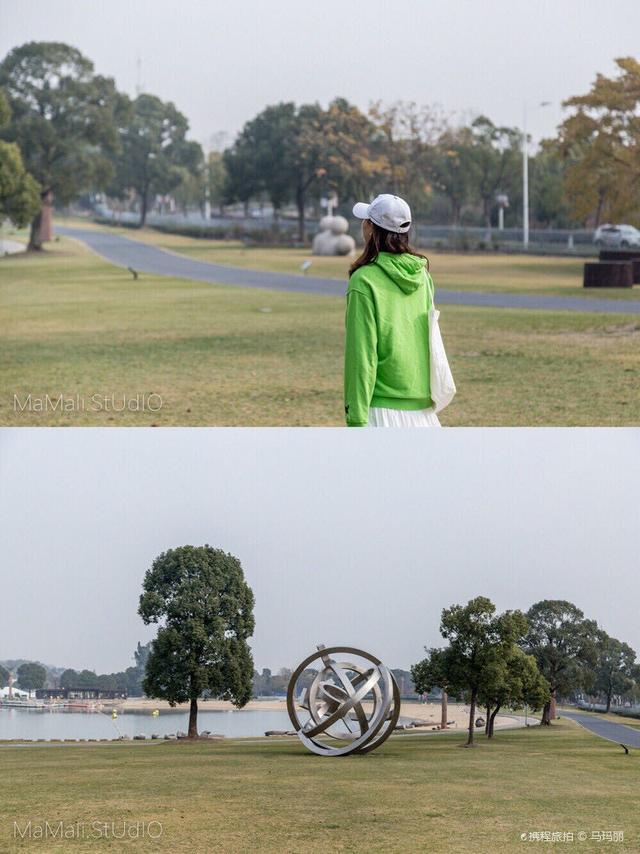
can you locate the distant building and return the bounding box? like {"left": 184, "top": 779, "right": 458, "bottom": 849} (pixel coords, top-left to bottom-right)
{"left": 35, "top": 688, "right": 127, "bottom": 700}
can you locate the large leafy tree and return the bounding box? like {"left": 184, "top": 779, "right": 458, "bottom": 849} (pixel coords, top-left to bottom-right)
{"left": 110, "top": 94, "right": 200, "bottom": 226}
{"left": 139, "top": 545, "right": 255, "bottom": 738}
{"left": 224, "top": 99, "right": 385, "bottom": 240}
{"left": 559, "top": 57, "right": 640, "bottom": 226}
{"left": 524, "top": 600, "right": 598, "bottom": 725}
{"left": 594, "top": 633, "right": 637, "bottom": 713}
{"left": 0, "top": 41, "right": 124, "bottom": 248}
{"left": 0, "top": 664, "right": 9, "bottom": 687}
{"left": 16, "top": 661, "right": 46, "bottom": 691}
{"left": 432, "top": 597, "right": 528, "bottom": 746}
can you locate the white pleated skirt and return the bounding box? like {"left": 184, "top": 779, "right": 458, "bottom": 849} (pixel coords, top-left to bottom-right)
{"left": 368, "top": 406, "right": 441, "bottom": 428}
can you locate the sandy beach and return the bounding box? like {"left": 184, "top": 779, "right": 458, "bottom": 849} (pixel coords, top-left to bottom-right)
{"left": 117, "top": 697, "right": 523, "bottom": 731}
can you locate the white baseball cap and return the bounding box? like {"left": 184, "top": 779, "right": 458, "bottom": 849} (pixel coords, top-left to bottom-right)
{"left": 352, "top": 194, "right": 412, "bottom": 233}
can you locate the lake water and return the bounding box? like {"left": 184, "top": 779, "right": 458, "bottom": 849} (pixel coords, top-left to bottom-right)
{"left": 0, "top": 707, "right": 294, "bottom": 740}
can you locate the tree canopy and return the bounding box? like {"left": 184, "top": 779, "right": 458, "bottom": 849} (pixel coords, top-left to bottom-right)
{"left": 524, "top": 600, "right": 598, "bottom": 725}
{"left": 0, "top": 41, "right": 125, "bottom": 247}
{"left": 413, "top": 597, "right": 531, "bottom": 746}
{"left": 16, "top": 661, "right": 46, "bottom": 691}
{"left": 559, "top": 57, "right": 640, "bottom": 226}
{"left": 109, "top": 93, "right": 200, "bottom": 226}
{"left": 594, "top": 633, "right": 637, "bottom": 714}
{"left": 139, "top": 545, "right": 255, "bottom": 738}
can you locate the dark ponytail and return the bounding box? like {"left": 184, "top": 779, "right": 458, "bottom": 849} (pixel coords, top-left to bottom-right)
{"left": 349, "top": 221, "right": 429, "bottom": 277}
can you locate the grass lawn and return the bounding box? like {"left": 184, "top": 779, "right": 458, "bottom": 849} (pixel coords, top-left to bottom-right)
{"left": 1, "top": 235, "right": 639, "bottom": 426}
{"left": 60, "top": 216, "right": 640, "bottom": 301}
{"left": 0, "top": 721, "right": 638, "bottom": 853}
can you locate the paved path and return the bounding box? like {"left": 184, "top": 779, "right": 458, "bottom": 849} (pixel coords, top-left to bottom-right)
{"left": 57, "top": 226, "right": 640, "bottom": 315}
{"left": 560, "top": 709, "right": 640, "bottom": 749}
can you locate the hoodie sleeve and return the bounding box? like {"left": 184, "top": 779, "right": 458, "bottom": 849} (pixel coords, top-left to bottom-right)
{"left": 344, "top": 287, "right": 378, "bottom": 426}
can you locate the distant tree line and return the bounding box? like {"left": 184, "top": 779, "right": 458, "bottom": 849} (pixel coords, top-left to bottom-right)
{"left": 412, "top": 597, "right": 640, "bottom": 746}
{"left": 0, "top": 642, "right": 152, "bottom": 695}
{"left": 2, "top": 43, "right": 640, "bottom": 249}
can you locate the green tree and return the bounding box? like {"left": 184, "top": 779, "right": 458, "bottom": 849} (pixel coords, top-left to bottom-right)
{"left": 139, "top": 545, "right": 255, "bottom": 738}
{"left": 478, "top": 646, "right": 550, "bottom": 738}
{"left": 431, "top": 127, "right": 476, "bottom": 226}
{"left": 433, "top": 597, "right": 528, "bottom": 746}
{"left": 16, "top": 661, "right": 46, "bottom": 691}
{"left": 224, "top": 99, "right": 384, "bottom": 240}
{"left": 468, "top": 116, "right": 521, "bottom": 233}
{"left": 0, "top": 663, "right": 9, "bottom": 687}
{"left": 77, "top": 669, "right": 99, "bottom": 689}
{"left": 411, "top": 646, "right": 454, "bottom": 731}
{"left": 524, "top": 600, "right": 598, "bottom": 725}
{"left": 0, "top": 88, "right": 40, "bottom": 227}
{"left": 594, "top": 633, "right": 637, "bottom": 713}
{"left": 59, "top": 668, "right": 78, "bottom": 689}
{"left": 110, "top": 93, "right": 200, "bottom": 226}
{"left": 0, "top": 41, "right": 124, "bottom": 248}
{"left": 206, "top": 150, "right": 228, "bottom": 215}
{"left": 530, "top": 142, "right": 571, "bottom": 228}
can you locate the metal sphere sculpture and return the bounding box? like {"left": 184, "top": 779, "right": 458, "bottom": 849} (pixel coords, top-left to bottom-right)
{"left": 287, "top": 644, "right": 400, "bottom": 756}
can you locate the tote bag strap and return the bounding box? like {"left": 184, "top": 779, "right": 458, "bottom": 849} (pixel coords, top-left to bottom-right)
{"left": 425, "top": 269, "right": 436, "bottom": 310}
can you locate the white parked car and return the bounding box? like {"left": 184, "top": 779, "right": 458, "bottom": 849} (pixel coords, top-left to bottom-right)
{"left": 593, "top": 223, "right": 640, "bottom": 248}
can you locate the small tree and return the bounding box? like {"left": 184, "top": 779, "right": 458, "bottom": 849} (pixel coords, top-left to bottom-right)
{"left": 139, "top": 545, "right": 255, "bottom": 738}
{"left": 468, "top": 116, "right": 521, "bottom": 234}
{"left": 0, "top": 89, "right": 40, "bottom": 227}
{"left": 524, "top": 600, "right": 598, "bottom": 725}
{"left": 16, "top": 661, "right": 46, "bottom": 691}
{"left": 595, "top": 633, "right": 637, "bottom": 713}
{"left": 478, "top": 647, "right": 549, "bottom": 738}
{"left": 411, "top": 647, "right": 453, "bottom": 731}
{"left": 0, "top": 663, "right": 9, "bottom": 687}
{"left": 436, "top": 597, "right": 528, "bottom": 746}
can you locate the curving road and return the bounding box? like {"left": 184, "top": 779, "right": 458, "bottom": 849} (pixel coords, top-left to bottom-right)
{"left": 560, "top": 709, "right": 640, "bottom": 749}
{"left": 57, "top": 226, "right": 640, "bottom": 315}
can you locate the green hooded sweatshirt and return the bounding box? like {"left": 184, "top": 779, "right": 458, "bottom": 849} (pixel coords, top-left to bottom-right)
{"left": 344, "top": 251, "right": 434, "bottom": 426}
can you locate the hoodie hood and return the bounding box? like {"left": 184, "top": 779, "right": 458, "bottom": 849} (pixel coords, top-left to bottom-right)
{"left": 374, "top": 252, "right": 426, "bottom": 294}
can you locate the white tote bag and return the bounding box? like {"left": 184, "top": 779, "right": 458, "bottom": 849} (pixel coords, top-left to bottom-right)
{"left": 426, "top": 272, "right": 456, "bottom": 413}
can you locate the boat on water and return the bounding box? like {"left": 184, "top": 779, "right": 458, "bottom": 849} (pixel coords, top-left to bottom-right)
{"left": 0, "top": 699, "right": 46, "bottom": 710}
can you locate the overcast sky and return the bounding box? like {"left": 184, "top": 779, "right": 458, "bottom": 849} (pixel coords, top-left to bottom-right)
{"left": 2, "top": 1, "right": 639, "bottom": 148}
{"left": 1, "top": 428, "right": 638, "bottom": 675}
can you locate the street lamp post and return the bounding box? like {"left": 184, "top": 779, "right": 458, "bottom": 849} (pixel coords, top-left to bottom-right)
{"left": 522, "top": 104, "right": 529, "bottom": 249}
{"left": 522, "top": 101, "right": 551, "bottom": 250}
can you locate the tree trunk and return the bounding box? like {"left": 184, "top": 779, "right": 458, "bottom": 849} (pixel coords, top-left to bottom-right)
{"left": 466, "top": 690, "right": 477, "bottom": 746}
{"left": 28, "top": 187, "right": 55, "bottom": 251}
{"left": 28, "top": 209, "right": 44, "bottom": 251}
{"left": 541, "top": 699, "right": 551, "bottom": 725}
{"left": 139, "top": 189, "right": 149, "bottom": 228}
{"left": 488, "top": 705, "right": 500, "bottom": 738}
{"left": 440, "top": 691, "right": 448, "bottom": 730}
{"left": 605, "top": 692, "right": 612, "bottom": 714}
{"left": 485, "top": 706, "right": 491, "bottom": 735}
{"left": 296, "top": 187, "right": 306, "bottom": 243}
{"left": 594, "top": 192, "right": 605, "bottom": 229}
{"left": 549, "top": 690, "right": 557, "bottom": 721}
{"left": 188, "top": 698, "right": 198, "bottom": 738}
